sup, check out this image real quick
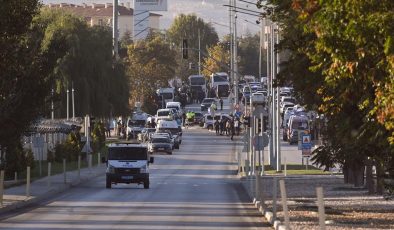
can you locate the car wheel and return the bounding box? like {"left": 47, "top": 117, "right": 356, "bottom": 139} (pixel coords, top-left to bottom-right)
{"left": 144, "top": 180, "right": 149, "bottom": 189}
{"left": 168, "top": 151, "right": 172, "bottom": 155}
{"left": 208, "top": 125, "right": 213, "bottom": 130}
{"left": 106, "top": 177, "right": 111, "bottom": 189}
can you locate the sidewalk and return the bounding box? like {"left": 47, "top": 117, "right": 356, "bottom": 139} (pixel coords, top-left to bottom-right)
{"left": 0, "top": 164, "right": 105, "bottom": 215}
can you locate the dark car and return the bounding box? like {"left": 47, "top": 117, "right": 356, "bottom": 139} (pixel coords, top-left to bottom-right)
{"left": 148, "top": 136, "right": 173, "bottom": 155}
{"left": 200, "top": 98, "right": 216, "bottom": 111}
{"left": 193, "top": 112, "right": 204, "bottom": 125}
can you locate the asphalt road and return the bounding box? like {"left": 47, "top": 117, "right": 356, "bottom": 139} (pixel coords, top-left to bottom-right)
{"left": 0, "top": 127, "right": 271, "bottom": 230}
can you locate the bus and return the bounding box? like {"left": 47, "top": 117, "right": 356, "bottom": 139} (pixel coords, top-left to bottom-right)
{"left": 188, "top": 75, "right": 207, "bottom": 97}
{"left": 210, "top": 72, "right": 229, "bottom": 90}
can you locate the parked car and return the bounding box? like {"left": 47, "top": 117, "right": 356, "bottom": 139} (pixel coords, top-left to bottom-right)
{"left": 200, "top": 98, "right": 217, "bottom": 111}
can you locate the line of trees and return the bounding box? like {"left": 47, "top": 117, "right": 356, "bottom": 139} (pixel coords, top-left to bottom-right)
{"left": 264, "top": 0, "right": 394, "bottom": 193}
{"left": 0, "top": 2, "right": 129, "bottom": 169}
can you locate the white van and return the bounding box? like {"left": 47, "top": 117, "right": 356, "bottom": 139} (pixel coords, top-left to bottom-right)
{"left": 102, "top": 143, "right": 154, "bottom": 189}
{"left": 157, "top": 88, "right": 175, "bottom": 104}
{"left": 156, "top": 108, "right": 174, "bottom": 121}
{"left": 156, "top": 119, "right": 182, "bottom": 148}
{"left": 166, "top": 102, "right": 182, "bottom": 116}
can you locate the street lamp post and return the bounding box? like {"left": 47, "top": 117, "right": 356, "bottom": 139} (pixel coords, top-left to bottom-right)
{"left": 72, "top": 82, "right": 75, "bottom": 121}
{"left": 66, "top": 87, "right": 69, "bottom": 121}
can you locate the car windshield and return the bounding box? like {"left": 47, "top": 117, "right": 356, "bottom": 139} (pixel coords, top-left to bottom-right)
{"left": 108, "top": 147, "right": 147, "bottom": 160}
{"left": 202, "top": 99, "right": 214, "bottom": 104}
{"left": 128, "top": 120, "right": 145, "bottom": 127}
{"left": 283, "top": 98, "right": 296, "bottom": 104}
{"left": 213, "top": 75, "right": 228, "bottom": 82}
{"left": 152, "top": 138, "right": 170, "bottom": 143}
{"left": 190, "top": 78, "right": 205, "bottom": 85}
{"left": 158, "top": 111, "right": 170, "bottom": 116}
{"left": 157, "top": 128, "right": 180, "bottom": 135}
{"left": 292, "top": 120, "right": 309, "bottom": 130}
{"left": 160, "top": 93, "right": 173, "bottom": 99}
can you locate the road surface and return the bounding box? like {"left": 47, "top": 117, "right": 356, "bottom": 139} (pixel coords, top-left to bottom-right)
{"left": 0, "top": 127, "right": 270, "bottom": 230}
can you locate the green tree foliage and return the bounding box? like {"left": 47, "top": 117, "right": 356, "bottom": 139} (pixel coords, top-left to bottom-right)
{"left": 0, "top": 1, "right": 63, "bottom": 156}
{"left": 126, "top": 35, "right": 178, "bottom": 108}
{"left": 167, "top": 14, "right": 219, "bottom": 80}
{"left": 265, "top": 0, "right": 394, "bottom": 189}
{"left": 202, "top": 43, "right": 230, "bottom": 78}
{"left": 238, "top": 33, "right": 264, "bottom": 78}
{"left": 92, "top": 121, "right": 106, "bottom": 153}
{"left": 32, "top": 9, "right": 130, "bottom": 118}
{"left": 54, "top": 132, "right": 81, "bottom": 162}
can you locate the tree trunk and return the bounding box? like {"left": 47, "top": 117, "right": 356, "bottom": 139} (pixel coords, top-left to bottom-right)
{"left": 353, "top": 165, "right": 365, "bottom": 187}
{"left": 343, "top": 163, "right": 350, "bottom": 184}
{"left": 365, "top": 159, "right": 375, "bottom": 194}
{"left": 376, "top": 162, "right": 385, "bottom": 195}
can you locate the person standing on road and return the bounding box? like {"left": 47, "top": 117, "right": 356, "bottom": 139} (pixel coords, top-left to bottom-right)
{"left": 182, "top": 112, "right": 187, "bottom": 127}
{"left": 230, "top": 118, "right": 235, "bottom": 140}
{"left": 214, "top": 119, "right": 220, "bottom": 135}
{"left": 219, "top": 98, "right": 223, "bottom": 111}
{"left": 234, "top": 118, "right": 240, "bottom": 136}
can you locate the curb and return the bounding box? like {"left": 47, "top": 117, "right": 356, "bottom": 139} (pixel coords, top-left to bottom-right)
{"left": 0, "top": 169, "right": 104, "bottom": 215}
{"left": 243, "top": 175, "right": 289, "bottom": 230}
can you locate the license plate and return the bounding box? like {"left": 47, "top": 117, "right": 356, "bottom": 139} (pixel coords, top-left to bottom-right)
{"left": 158, "top": 148, "right": 164, "bottom": 150}
{"left": 122, "top": 176, "right": 133, "bottom": 180}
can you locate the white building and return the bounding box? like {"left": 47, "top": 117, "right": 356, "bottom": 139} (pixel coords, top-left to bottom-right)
{"left": 46, "top": 3, "right": 161, "bottom": 38}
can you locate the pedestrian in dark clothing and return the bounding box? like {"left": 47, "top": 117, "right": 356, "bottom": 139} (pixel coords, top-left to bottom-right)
{"left": 182, "top": 112, "right": 187, "bottom": 127}
{"left": 230, "top": 119, "right": 235, "bottom": 140}
{"left": 219, "top": 119, "right": 224, "bottom": 135}
{"left": 219, "top": 98, "right": 223, "bottom": 111}
{"left": 214, "top": 119, "right": 220, "bottom": 135}
{"left": 234, "top": 118, "right": 240, "bottom": 136}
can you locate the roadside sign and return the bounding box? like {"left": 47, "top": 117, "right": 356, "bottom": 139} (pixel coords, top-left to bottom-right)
{"left": 253, "top": 133, "right": 269, "bottom": 151}
{"left": 302, "top": 134, "right": 312, "bottom": 149}
{"left": 302, "top": 148, "right": 312, "bottom": 156}
{"left": 81, "top": 143, "right": 92, "bottom": 153}
{"left": 298, "top": 131, "right": 306, "bottom": 150}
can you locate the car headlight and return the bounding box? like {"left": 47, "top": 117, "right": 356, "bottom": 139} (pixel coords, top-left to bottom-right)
{"left": 106, "top": 164, "right": 115, "bottom": 174}
{"left": 140, "top": 165, "right": 148, "bottom": 173}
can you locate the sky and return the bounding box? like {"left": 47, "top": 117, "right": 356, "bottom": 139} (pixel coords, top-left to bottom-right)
{"left": 41, "top": 0, "right": 262, "bottom": 38}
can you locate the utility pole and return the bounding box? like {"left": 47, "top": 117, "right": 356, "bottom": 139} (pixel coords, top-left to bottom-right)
{"left": 113, "top": 0, "right": 119, "bottom": 59}
{"left": 229, "top": 0, "right": 233, "bottom": 92}
{"left": 198, "top": 29, "right": 201, "bottom": 76}
{"left": 275, "top": 24, "right": 281, "bottom": 172}
{"left": 72, "top": 82, "right": 75, "bottom": 121}
{"left": 233, "top": 0, "right": 239, "bottom": 105}
{"left": 51, "top": 89, "right": 54, "bottom": 120}
{"left": 66, "top": 85, "right": 69, "bottom": 121}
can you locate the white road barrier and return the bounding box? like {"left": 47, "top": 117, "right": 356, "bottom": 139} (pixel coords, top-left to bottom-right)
{"left": 279, "top": 179, "right": 290, "bottom": 229}
{"left": 26, "top": 166, "right": 31, "bottom": 197}
{"left": 316, "top": 187, "right": 326, "bottom": 230}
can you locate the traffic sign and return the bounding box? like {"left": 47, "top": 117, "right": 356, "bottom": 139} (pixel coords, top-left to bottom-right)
{"left": 81, "top": 143, "right": 92, "bottom": 153}
{"left": 302, "top": 148, "right": 312, "bottom": 156}
{"left": 253, "top": 133, "right": 269, "bottom": 151}
{"left": 302, "top": 134, "right": 312, "bottom": 150}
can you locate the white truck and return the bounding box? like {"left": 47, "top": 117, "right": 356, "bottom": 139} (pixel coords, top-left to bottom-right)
{"left": 102, "top": 143, "right": 154, "bottom": 189}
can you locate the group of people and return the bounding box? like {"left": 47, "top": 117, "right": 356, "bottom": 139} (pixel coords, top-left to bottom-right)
{"left": 214, "top": 117, "right": 240, "bottom": 140}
